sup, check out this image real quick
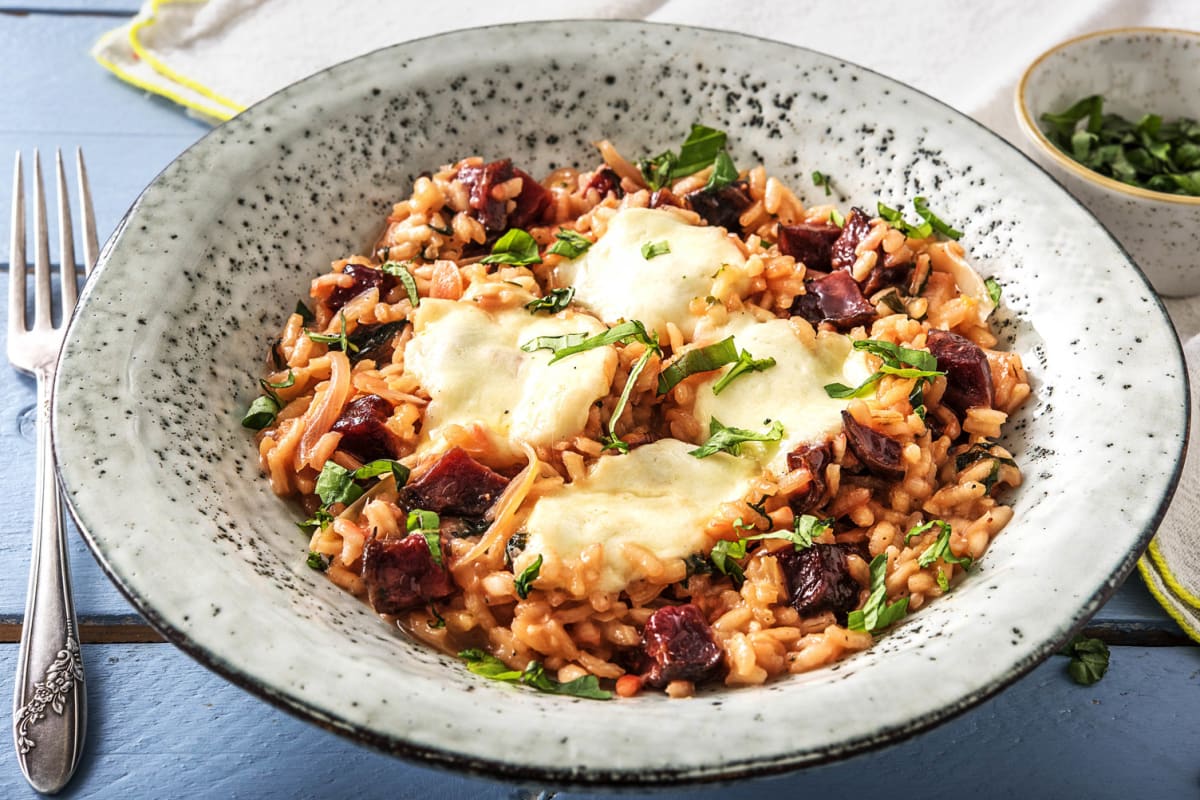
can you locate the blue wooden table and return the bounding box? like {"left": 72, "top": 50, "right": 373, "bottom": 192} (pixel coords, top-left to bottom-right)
{"left": 1, "top": 4, "right": 1197, "bottom": 798}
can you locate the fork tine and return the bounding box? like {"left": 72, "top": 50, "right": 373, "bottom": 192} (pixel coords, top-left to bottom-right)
{"left": 31, "top": 150, "right": 51, "bottom": 331}
{"left": 56, "top": 150, "right": 78, "bottom": 316}
{"left": 76, "top": 148, "right": 98, "bottom": 274}
{"left": 8, "top": 153, "right": 25, "bottom": 345}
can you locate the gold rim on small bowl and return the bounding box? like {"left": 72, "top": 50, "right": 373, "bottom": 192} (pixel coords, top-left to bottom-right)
{"left": 1014, "top": 26, "right": 1200, "bottom": 207}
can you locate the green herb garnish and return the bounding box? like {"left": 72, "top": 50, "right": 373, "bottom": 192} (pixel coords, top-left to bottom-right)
{"left": 657, "top": 336, "right": 739, "bottom": 395}
{"left": 829, "top": 208, "right": 846, "bottom": 227}
{"left": 1040, "top": 95, "right": 1200, "bottom": 196}
{"left": 637, "top": 124, "right": 733, "bottom": 190}
{"left": 1059, "top": 634, "right": 1110, "bottom": 685}
{"left": 746, "top": 514, "right": 829, "bottom": 551}
{"left": 513, "top": 554, "right": 543, "bottom": 599}
{"left": 355, "top": 459, "right": 411, "bottom": 485}
{"left": 381, "top": 261, "right": 421, "bottom": 306}
{"left": 705, "top": 150, "right": 739, "bottom": 191}
{"left": 294, "top": 301, "right": 315, "bottom": 324}
{"left": 481, "top": 228, "right": 542, "bottom": 266}
{"left": 305, "top": 312, "right": 359, "bottom": 354}
{"left": 911, "top": 522, "right": 972, "bottom": 571}
{"left": 406, "top": 508, "right": 443, "bottom": 566}
{"left": 847, "top": 553, "right": 909, "bottom": 633}
{"left": 689, "top": 417, "right": 784, "bottom": 459}
{"left": 985, "top": 276, "right": 1002, "bottom": 306}
{"left": 812, "top": 170, "right": 834, "bottom": 196}
{"left": 241, "top": 394, "right": 282, "bottom": 430}
{"left": 711, "top": 348, "right": 776, "bottom": 396}
{"left": 458, "top": 650, "right": 612, "bottom": 699}
{"left": 306, "top": 551, "right": 330, "bottom": 572}
{"left": 298, "top": 508, "right": 334, "bottom": 533}
{"left": 912, "top": 196, "right": 963, "bottom": 240}
{"left": 525, "top": 287, "right": 575, "bottom": 314}
{"left": 641, "top": 240, "right": 671, "bottom": 259}
{"left": 521, "top": 319, "right": 652, "bottom": 363}
{"left": 877, "top": 201, "right": 933, "bottom": 240}
{"left": 546, "top": 229, "right": 593, "bottom": 259}
{"left": 824, "top": 338, "right": 942, "bottom": 399}
{"left": 709, "top": 538, "right": 748, "bottom": 586}
{"left": 313, "top": 458, "right": 410, "bottom": 511}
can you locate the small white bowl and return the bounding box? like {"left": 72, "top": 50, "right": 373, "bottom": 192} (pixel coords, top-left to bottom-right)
{"left": 1015, "top": 27, "right": 1200, "bottom": 297}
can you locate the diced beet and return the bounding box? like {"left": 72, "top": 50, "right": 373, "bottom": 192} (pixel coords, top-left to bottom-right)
{"left": 778, "top": 221, "right": 841, "bottom": 271}
{"left": 791, "top": 269, "right": 877, "bottom": 331}
{"left": 508, "top": 168, "right": 551, "bottom": 229}
{"left": 327, "top": 263, "right": 397, "bottom": 313}
{"left": 456, "top": 159, "right": 513, "bottom": 232}
{"left": 841, "top": 410, "right": 905, "bottom": 481}
{"left": 860, "top": 260, "right": 913, "bottom": 298}
{"left": 585, "top": 167, "right": 623, "bottom": 199}
{"left": 685, "top": 180, "right": 753, "bottom": 233}
{"left": 785, "top": 442, "right": 832, "bottom": 514}
{"left": 361, "top": 533, "right": 453, "bottom": 614}
{"left": 926, "top": 329, "right": 994, "bottom": 415}
{"left": 830, "top": 207, "right": 872, "bottom": 270}
{"left": 775, "top": 543, "right": 862, "bottom": 623}
{"left": 401, "top": 447, "right": 511, "bottom": 517}
{"left": 331, "top": 394, "right": 400, "bottom": 462}
{"left": 641, "top": 604, "right": 726, "bottom": 688}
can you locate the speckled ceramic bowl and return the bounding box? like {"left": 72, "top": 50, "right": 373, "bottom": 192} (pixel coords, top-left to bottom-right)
{"left": 1015, "top": 27, "right": 1200, "bottom": 297}
{"left": 53, "top": 21, "right": 1187, "bottom": 788}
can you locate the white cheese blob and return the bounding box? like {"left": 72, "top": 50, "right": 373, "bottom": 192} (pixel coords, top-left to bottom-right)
{"left": 691, "top": 316, "right": 874, "bottom": 473}
{"left": 522, "top": 439, "right": 759, "bottom": 593}
{"left": 404, "top": 299, "right": 616, "bottom": 460}
{"left": 557, "top": 207, "right": 750, "bottom": 339}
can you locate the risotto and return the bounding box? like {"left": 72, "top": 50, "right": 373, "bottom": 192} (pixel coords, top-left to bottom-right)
{"left": 244, "top": 126, "right": 1029, "bottom": 699}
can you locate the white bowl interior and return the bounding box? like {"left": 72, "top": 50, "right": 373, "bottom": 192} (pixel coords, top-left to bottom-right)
{"left": 53, "top": 22, "right": 1188, "bottom": 786}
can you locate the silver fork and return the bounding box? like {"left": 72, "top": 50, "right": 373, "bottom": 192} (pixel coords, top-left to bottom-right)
{"left": 9, "top": 149, "right": 96, "bottom": 794}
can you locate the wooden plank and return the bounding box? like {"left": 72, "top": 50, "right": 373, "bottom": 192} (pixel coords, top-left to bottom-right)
{"left": 0, "top": 642, "right": 1195, "bottom": 799}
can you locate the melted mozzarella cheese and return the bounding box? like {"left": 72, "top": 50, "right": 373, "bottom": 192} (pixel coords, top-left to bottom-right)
{"left": 403, "top": 300, "right": 617, "bottom": 460}
{"left": 691, "top": 316, "right": 874, "bottom": 472}
{"left": 522, "top": 439, "right": 759, "bottom": 593}
{"left": 557, "top": 207, "right": 750, "bottom": 339}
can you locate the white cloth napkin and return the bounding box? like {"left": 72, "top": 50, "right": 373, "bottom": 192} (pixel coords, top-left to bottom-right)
{"left": 93, "top": 0, "right": 1200, "bottom": 638}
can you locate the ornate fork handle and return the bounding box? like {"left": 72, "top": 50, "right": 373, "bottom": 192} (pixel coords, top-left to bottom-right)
{"left": 13, "top": 366, "right": 86, "bottom": 794}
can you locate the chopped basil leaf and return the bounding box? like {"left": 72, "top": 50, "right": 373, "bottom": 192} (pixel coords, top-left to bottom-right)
{"left": 704, "top": 150, "right": 739, "bottom": 191}
{"left": 427, "top": 605, "right": 447, "bottom": 629}
{"left": 525, "top": 287, "right": 575, "bottom": 314}
{"left": 641, "top": 240, "right": 671, "bottom": 260}
{"left": 306, "top": 551, "right": 330, "bottom": 572}
{"left": 481, "top": 228, "right": 542, "bottom": 266}
{"left": 294, "top": 300, "right": 315, "bottom": 324}
{"left": 657, "top": 336, "right": 739, "bottom": 395}
{"left": 380, "top": 261, "right": 420, "bottom": 306}
{"left": 519, "top": 661, "right": 612, "bottom": 700}
{"left": 711, "top": 348, "right": 776, "bottom": 396}
{"left": 684, "top": 553, "right": 713, "bottom": 577}
{"left": 263, "top": 370, "right": 296, "bottom": 392}
{"left": 604, "top": 345, "right": 657, "bottom": 453}
{"left": 745, "top": 514, "right": 829, "bottom": 551}
{"left": 521, "top": 319, "right": 655, "bottom": 363}
{"left": 829, "top": 208, "right": 846, "bottom": 227}
{"left": 877, "top": 201, "right": 933, "bottom": 239}
{"left": 546, "top": 229, "right": 593, "bottom": 259}
{"left": 428, "top": 222, "right": 454, "bottom": 236}
{"left": 241, "top": 394, "right": 281, "bottom": 430}
{"left": 638, "top": 150, "right": 677, "bottom": 191}
{"left": 955, "top": 443, "right": 1018, "bottom": 472}
{"left": 912, "top": 196, "right": 963, "bottom": 240}
{"left": 407, "top": 508, "right": 442, "bottom": 566}
{"left": 297, "top": 508, "right": 334, "bottom": 533}
{"left": 879, "top": 289, "right": 907, "bottom": 315}
{"left": 936, "top": 569, "right": 950, "bottom": 591}
{"left": 812, "top": 170, "right": 833, "bottom": 196}
{"left": 824, "top": 338, "right": 942, "bottom": 399}
{"left": 314, "top": 461, "right": 364, "bottom": 508}
{"left": 458, "top": 650, "right": 612, "bottom": 700}
{"left": 305, "top": 312, "right": 359, "bottom": 354}
{"left": 904, "top": 519, "right": 951, "bottom": 545}
{"left": 513, "top": 554, "right": 543, "bottom": 599}
{"left": 689, "top": 417, "right": 784, "bottom": 459}
{"left": 914, "top": 522, "right": 972, "bottom": 570}
{"left": 1059, "top": 634, "right": 1110, "bottom": 685}
{"left": 355, "top": 459, "right": 411, "bottom": 486}
{"left": 847, "top": 553, "right": 909, "bottom": 633}
{"left": 985, "top": 276, "right": 1002, "bottom": 306}
{"left": 673, "top": 124, "right": 728, "bottom": 179}
{"left": 710, "top": 538, "right": 748, "bottom": 586}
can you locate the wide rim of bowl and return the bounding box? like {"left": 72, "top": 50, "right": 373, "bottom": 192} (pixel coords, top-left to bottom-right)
{"left": 1014, "top": 26, "right": 1200, "bottom": 206}
{"left": 54, "top": 19, "right": 1190, "bottom": 788}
